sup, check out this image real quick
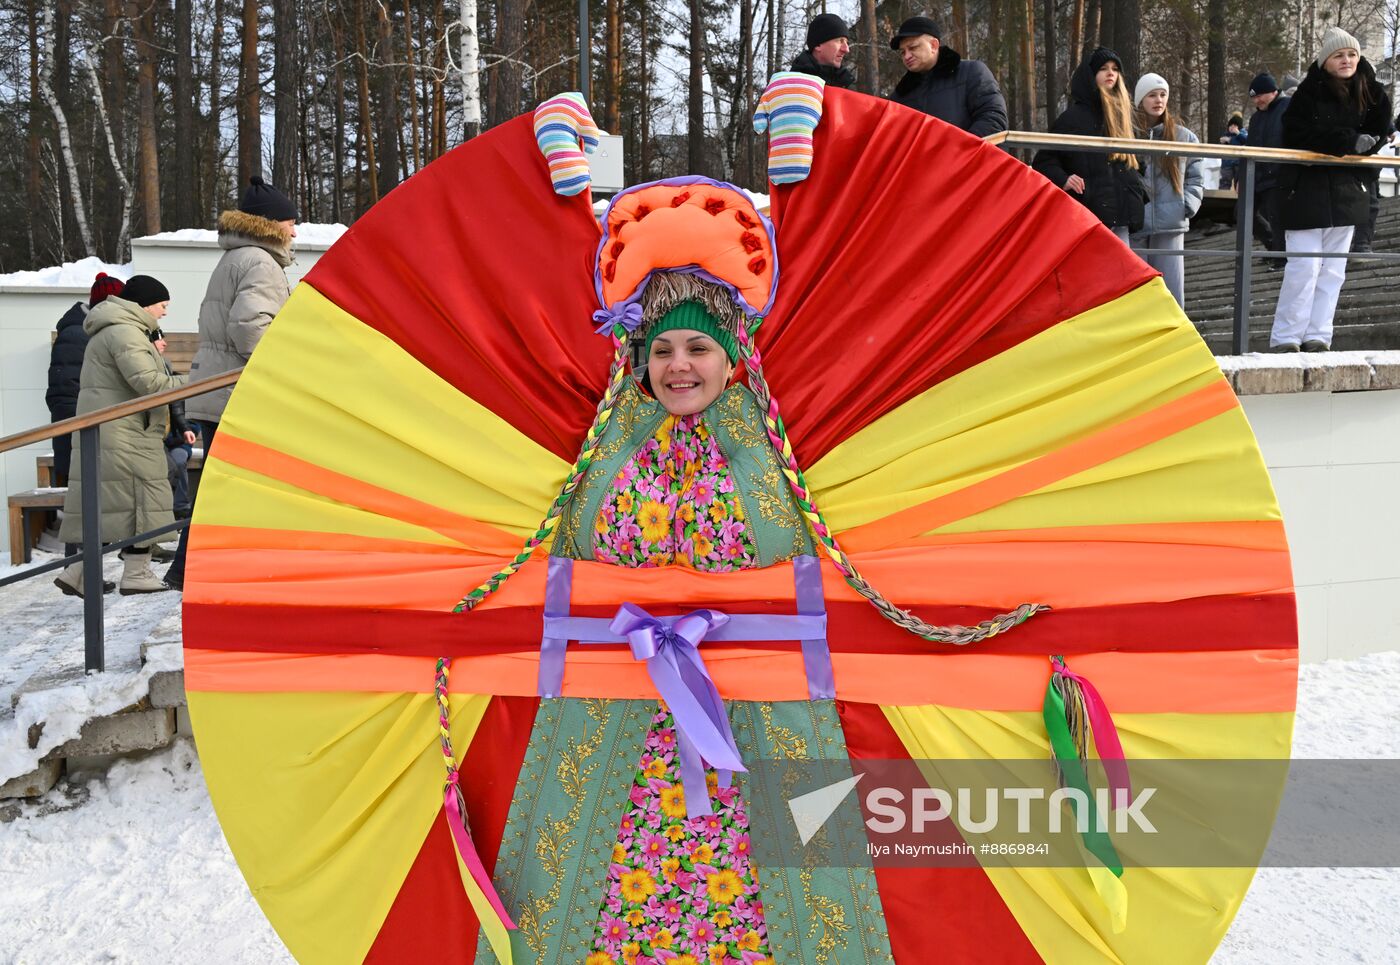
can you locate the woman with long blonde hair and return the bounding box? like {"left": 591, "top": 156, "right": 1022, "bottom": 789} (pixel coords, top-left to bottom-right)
{"left": 1033, "top": 47, "right": 1147, "bottom": 241}
{"left": 1132, "top": 73, "right": 1205, "bottom": 307}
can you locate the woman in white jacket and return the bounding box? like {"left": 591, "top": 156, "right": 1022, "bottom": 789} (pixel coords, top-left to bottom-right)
{"left": 1132, "top": 73, "right": 1205, "bottom": 308}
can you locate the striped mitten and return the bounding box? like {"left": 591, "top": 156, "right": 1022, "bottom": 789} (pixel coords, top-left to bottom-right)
{"left": 752, "top": 72, "right": 826, "bottom": 184}
{"left": 533, "top": 93, "right": 605, "bottom": 196}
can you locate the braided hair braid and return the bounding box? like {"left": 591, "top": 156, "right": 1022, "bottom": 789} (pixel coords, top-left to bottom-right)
{"left": 734, "top": 322, "right": 1047, "bottom": 644}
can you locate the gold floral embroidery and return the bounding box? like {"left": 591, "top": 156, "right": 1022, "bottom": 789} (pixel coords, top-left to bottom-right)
{"left": 513, "top": 699, "right": 611, "bottom": 960}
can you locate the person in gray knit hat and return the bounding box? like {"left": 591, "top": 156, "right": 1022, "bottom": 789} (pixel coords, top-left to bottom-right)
{"left": 1269, "top": 25, "right": 1391, "bottom": 351}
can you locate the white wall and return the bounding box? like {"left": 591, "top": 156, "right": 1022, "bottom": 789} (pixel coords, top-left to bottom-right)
{"left": 0, "top": 239, "right": 332, "bottom": 554}
{"left": 1240, "top": 388, "right": 1400, "bottom": 663}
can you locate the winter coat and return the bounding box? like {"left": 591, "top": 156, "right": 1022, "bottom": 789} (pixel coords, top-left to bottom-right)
{"left": 1031, "top": 57, "right": 1147, "bottom": 231}
{"left": 185, "top": 209, "right": 293, "bottom": 424}
{"left": 890, "top": 48, "right": 1008, "bottom": 136}
{"left": 1278, "top": 59, "right": 1392, "bottom": 231}
{"left": 1246, "top": 94, "right": 1292, "bottom": 190}
{"left": 1136, "top": 122, "right": 1205, "bottom": 234}
{"left": 59, "top": 297, "right": 186, "bottom": 544}
{"left": 788, "top": 49, "right": 855, "bottom": 89}
{"left": 46, "top": 301, "right": 90, "bottom": 421}
{"left": 165, "top": 360, "right": 195, "bottom": 450}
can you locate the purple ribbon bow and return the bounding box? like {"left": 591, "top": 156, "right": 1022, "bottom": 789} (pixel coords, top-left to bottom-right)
{"left": 609, "top": 602, "right": 745, "bottom": 819}
{"left": 592, "top": 301, "right": 645, "bottom": 336}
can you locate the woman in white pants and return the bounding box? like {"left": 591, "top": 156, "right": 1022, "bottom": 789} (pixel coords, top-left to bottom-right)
{"left": 1132, "top": 73, "right": 1204, "bottom": 308}
{"left": 1271, "top": 27, "right": 1391, "bottom": 351}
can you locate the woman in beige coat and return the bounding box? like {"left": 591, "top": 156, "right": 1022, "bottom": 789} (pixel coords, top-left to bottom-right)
{"left": 56, "top": 276, "right": 185, "bottom": 596}
{"left": 165, "top": 177, "right": 296, "bottom": 590}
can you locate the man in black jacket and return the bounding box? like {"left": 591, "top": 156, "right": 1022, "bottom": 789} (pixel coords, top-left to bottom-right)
{"left": 789, "top": 13, "right": 855, "bottom": 89}
{"left": 1245, "top": 72, "right": 1291, "bottom": 267}
{"left": 46, "top": 272, "right": 125, "bottom": 484}
{"left": 887, "top": 17, "right": 1008, "bottom": 136}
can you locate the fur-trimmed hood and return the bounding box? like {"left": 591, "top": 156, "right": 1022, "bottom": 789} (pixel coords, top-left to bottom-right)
{"left": 218, "top": 209, "right": 294, "bottom": 267}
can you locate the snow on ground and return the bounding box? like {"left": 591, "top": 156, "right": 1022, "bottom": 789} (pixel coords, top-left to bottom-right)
{"left": 139, "top": 223, "right": 348, "bottom": 247}
{"left": 0, "top": 652, "right": 1396, "bottom": 963}
{"left": 0, "top": 256, "right": 132, "bottom": 288}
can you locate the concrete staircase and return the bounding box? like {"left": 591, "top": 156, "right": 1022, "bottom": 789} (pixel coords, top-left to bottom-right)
{"left": 1184, "top": 196, "right": 1400, "bottom": 353}
{"left": 0, "top": 551, "right": 188, "bottom": 809}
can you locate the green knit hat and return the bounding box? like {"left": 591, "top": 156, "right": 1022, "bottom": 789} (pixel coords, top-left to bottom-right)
{"left": 645, "top": 300, "right": 738, "bottom": 362}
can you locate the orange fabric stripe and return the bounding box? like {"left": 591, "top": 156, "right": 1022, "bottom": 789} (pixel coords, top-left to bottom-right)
{"left": 896, "top": 519, "right": 1289, "bottom": 553}
{"left": 186, "top": 538, "right": 1291, "bottom": 611}
{"left": 207, "top": 433, "right": 523, "bottom": 554}
{"left": 838, "top": 379, "right": 1242, "bottom": 553}
{"left": 183, "top": 647, "right": 1298, "bottom": 713}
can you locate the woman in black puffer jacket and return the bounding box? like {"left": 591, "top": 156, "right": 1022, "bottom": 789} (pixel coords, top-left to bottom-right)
{"left": 1033, "top": 47, "right": 1147, "bottom": 241}
{"left": 1270, "top": 26, "right": 1391, "bottom": 351}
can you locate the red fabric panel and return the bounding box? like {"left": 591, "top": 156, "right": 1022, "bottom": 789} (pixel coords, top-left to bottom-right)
{"left": 303, "top": 116, "right": 608, "bottom": 461}
{"left": 365, "top": 695, "right": 538, "bottom": 963}
{"left": 763, "top": 88, "right": 1158, "bottom": 462}
{"left": 838, "top": 700, "right": 1043, "bottom": 963}
{"left": 183, "top": 592, "right": 1297, "bottom": 658}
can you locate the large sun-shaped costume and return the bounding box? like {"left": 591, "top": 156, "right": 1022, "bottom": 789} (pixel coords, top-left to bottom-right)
{"left": 183, "top": 80, "right": 1296, "bottom": 964}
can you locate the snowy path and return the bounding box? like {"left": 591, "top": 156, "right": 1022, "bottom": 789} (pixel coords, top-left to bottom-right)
{"left": 0, "top": 652, "right": 1396, "bottom": 964}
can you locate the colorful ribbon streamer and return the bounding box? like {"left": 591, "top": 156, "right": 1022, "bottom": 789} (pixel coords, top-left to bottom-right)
{"left": 609, "top": 603, "right": 746, "bottom": 819}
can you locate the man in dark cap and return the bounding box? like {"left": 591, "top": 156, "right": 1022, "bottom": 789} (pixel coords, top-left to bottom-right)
{"left": 789, "top": 13, "right": 855, "bottom": 88}
{"left": 1245, "top": 72, "right": 1290, "bottom": 266}
{"left": 887, "top": 16, "right": 1007, "bottom": 135}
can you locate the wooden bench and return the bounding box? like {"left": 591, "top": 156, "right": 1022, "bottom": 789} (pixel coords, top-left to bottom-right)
{"left": 36, "top": 452, "right": 54, "bottom": 488}
{"left": 8, "top": 488, "right": 65, "bottom": 564}
{"left": 50, "top": 330, "right": 199, "bottom": 375}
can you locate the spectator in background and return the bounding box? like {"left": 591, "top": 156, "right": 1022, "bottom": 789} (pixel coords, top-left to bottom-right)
{"left": 1032, "top": 47, "right": 1146, "bottom": 241}
{"left": 789, "top": 14, "right": 854, "bottom": 89}
{"left": 46, "top": 272, "right": 125, "bottom": 487}
{"left": 1281, "top": 74, "right": 1301, "bottom": 97}
{"left": 55, "top": 276, "right": 184, "bottom": 597}
{"left": 1219, "top": 113, "right": 1247, "bottom": 190}
{"left": 165, "top": 176, "right": 297, "bottom": 590}
{"left": 1132, "top": 73, "right": 1205, "bottom": 307}
{"left": 150, "top": 330, "right": 197, "bottom": 520}
{"left": 1271, "top": 27, "right": 1391, "bottom": 351}
{"left": 1350, "top": 112, "right": 1396, "bottom": 252}
{"left": 1245, "top": 72, "right": 1291, "bottom": 268}
{"left": 887, "top": 16, "right": 1008, "bottom": 135}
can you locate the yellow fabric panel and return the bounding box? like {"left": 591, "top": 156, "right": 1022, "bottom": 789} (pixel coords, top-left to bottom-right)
{"left": 218, "top": 283, "right": 569, "bottom": 537}
{"left": 807, "top": 279, "right": 1231, "bottom": 533}
{"left": 195, "top": 457, "right": 461, "bottom": 547}
{"left": 188, "top": 690, "right": 491, "bottom": 965}
{"left": 935, "top": 405, "right": 1280, "bottom": 534}
{"left": 880, "top": 703, "right": 1293, "bottom": 964}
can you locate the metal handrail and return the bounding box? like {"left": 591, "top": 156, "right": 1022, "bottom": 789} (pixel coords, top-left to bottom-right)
{"left": 0, "top": 368, "right": 242, "bottom": 453}
{"left": 2, "top": 367, "right": 243, "bottom": 673}
{"left": 984, "top": 129, "right": 1399, "bottom": 353}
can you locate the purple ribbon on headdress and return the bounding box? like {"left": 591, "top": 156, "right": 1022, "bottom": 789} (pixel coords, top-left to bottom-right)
{"left": 609, "top": 602, "right": 745, "bottom": 819}
{"left": 592, "top": 301, "right": 645, "bottom": 336}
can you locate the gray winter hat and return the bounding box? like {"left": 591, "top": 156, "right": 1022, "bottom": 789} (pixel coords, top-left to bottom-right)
{"left": 1315, "top": 26, "right": 1361, "bottom": 67}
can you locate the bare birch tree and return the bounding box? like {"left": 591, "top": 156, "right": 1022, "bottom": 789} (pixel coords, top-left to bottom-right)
{"left": 461, "top": 0, "right": 481, "bottom": 138}
{"left": 39, "top": 0, "right": 94, "bottom": 256}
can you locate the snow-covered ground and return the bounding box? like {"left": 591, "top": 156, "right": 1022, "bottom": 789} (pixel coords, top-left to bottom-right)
{"left": 0, "top": 652, "right": 1396, "bottom": 963}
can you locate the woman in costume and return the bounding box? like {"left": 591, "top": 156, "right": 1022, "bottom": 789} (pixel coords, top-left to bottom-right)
{"left": 183, "top": 78, "right": 1299, "bottom": 965}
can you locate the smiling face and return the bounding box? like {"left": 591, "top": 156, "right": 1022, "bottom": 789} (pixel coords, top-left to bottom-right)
{"left": 1323, "top": 47, "right": 1359, "bottom": 79}
{"left": 1140, "top": 87, "right": 1168, "bottom": 118}
{"left": 647, "top": 330, "right": 735, "bottom": 416}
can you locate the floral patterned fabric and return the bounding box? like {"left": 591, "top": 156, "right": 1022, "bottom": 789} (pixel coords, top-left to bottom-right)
{"left": 593, "top": 412, "right": 758, "bottom": 571}
{"left": 587, "top": 707, "right": 773, "bottom": 965}
{"left": 587, "top": 411, "right": 772, "bottom": 965}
